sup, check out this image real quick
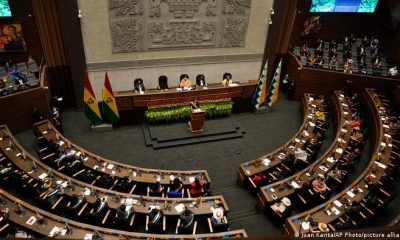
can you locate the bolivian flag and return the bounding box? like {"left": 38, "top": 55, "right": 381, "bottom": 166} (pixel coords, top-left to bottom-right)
{"left": 102, "top": 72, "right": 120, "bottom": 124}
{"left": 84, "top": 72, "right": 102, "bottom": 125}
{"left": 252, "top": 60, "right": 268, "bottom": 110}
{"left": 265, "top": 59, "right": 282, "bottom": 107}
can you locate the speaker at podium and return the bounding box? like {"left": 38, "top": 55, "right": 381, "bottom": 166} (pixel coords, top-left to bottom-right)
{"left": 188, "top": 101, "right": 206, "bottom": 133}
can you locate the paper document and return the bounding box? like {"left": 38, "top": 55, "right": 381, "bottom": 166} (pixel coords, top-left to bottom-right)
{"left": 334, "top": 200, "right": 343, "bottom": 208}
{"left": 346, "top": 191, "right": 355, "bottom": 198}
{"left": 175, "top": 203, "right": 185, "bottom": 213}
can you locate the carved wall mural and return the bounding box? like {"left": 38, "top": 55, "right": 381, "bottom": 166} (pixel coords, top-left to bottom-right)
{"left": 108, "top": 0, "right": 252, "bottom": 53}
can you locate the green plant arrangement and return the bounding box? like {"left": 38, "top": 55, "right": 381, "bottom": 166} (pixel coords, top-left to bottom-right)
{"left": 145, "top": 99, "right": 234, "bottom": 123}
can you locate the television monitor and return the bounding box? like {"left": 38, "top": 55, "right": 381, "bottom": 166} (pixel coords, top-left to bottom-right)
{"left": 0, "top": 0, "right": 12, "bottom": 17}
{"left": 310, "top": 0, "right": 379, "bottom": 13}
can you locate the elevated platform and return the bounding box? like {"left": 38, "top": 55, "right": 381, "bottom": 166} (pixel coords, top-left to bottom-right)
{"left": 142, "top": 117, "right": 246, "bottom": 149}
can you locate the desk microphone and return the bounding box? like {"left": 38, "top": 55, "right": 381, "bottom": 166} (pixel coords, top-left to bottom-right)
{"left": 64, "top": 223, "right": 72, "bottom": 235}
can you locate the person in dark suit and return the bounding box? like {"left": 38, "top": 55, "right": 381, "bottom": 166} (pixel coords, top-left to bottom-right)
{"left": 148, "top": 206, "right": 163, "bottom": 224}
{"left": 190, "top": 99, "right": 200, "bottom": 110}
{"left": 94, "top": 197, "right": 108, "bottom": 215}
{"left": 179, "top": 207, "right": 195, "bottom": 232}
{"left": 115, "top": 204, "right": 132, "bottom": 222}
{"left": 134, "top": 78, "right": 146, "bottom": 92}
{"left": 14, "top": 75, "right": 28, "bottom": 90}
{"left": 150, "top": 181, "right": 164, "bottom": 196}
{"left": 196, "top": 74, "right": 207, "bottom": 87}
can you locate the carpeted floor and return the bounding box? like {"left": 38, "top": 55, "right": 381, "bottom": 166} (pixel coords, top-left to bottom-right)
{"left": 14, "top": 94, "right": 400, "bottom": 237}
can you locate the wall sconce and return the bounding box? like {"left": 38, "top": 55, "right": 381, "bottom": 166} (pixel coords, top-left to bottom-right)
{"left": 78, "top": 10, "right": 82, "bottom": 19}
{"left": 271, "top": 8, "right": 275, "bottom": 15}
{"left": 268, "top": 18, "right": 272, "bottom": 25}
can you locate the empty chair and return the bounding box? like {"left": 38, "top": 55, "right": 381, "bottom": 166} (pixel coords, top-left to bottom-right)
{"left": 158, "top": 75, "right": 169, "bottom": 90}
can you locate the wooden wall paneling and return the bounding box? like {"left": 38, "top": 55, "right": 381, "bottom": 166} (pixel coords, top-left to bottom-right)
{"left": 55, "top": 0, "right": 87, "bottom": 109}
{"left": 32, "top": 0, "right": 77, "bottom": 107}
{"left": 285, "top": 53, "right": 400, "bottom": 99}
{"left": 0, "top": 87, "right": 51, "bottom": 132}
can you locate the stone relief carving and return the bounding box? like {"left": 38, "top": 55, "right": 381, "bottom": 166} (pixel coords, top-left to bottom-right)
{"left": 108, "top": 0, "right": 251, "bottom": 52}
{"left": 109, "top": 0, "right": 144, "bottom": 16}
{"left": 223, "top": 0, "right": 251, "bottom": 14}
{"left": 110, "top": 18, "right": 144, "bottom": 52}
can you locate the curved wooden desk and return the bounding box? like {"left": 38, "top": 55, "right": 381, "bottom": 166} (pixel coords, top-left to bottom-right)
{"left": 115, "top": 82, "right": 257, "bottom": 110}
{"left": 34, "top": 120, "right": 211, "bottom": 190}
{"left": 0, "top": 189, "right": 247, "bottom": 239}
{"left": 256, "top": 91, "right": 352, "bottom": 211}
{"left": 237, "top": 94, "right": 326, "bottom": 191}
{"left": 283, "top": 89, "right": 393, "bottom": 234}
{"left": 388, "top": 214, "right": 400, "bottom": 227}
{"left": 0, "top": 125, "right": 228, "bottom": 218}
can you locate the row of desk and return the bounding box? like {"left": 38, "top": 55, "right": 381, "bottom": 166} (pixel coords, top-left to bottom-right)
{"left": 34, "top": 120, "right": 211, "bottom": 188}
{"left": 282, "top": 89, "right": 394, "bottom": 234}
{"left": 0, "top": 189, "right": 247, "bottom": 239}
{"left": 0, "top": 125, "right": 251, "bottom": 238}
{"left": 256, "top": 91, "right": 351, "bottom": 212}
{"left": 237, "top": 94, "right": 325, "bottom": 192}
{"left": 115, "top": 83, "right": 257, "bottom": 110}
{"left": 0, "top": 125, "right": 226, "bottom": 216}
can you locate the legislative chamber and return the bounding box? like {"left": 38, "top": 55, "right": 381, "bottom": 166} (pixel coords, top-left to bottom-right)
{"left": 0, "top": 0, "right": 399, "bottom": 239}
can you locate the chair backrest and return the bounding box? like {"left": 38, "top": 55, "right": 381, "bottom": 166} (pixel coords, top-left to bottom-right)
{"left": 212, "top": 222, "right": 230, "bottom": 232}
{"left": 148, "top": 222, "right": 163, "bottom": 232}
{"left": 159, "top": 75, "right": 168, "bottom": 89}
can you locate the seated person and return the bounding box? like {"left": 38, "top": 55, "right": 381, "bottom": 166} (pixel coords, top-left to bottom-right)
{"left": 388, "top": 66, "right": 398, "bottom": 77}
{"left": 196, "top": 74, "right": 207, "bottom": 87}
{"left": 149, "top": 181, "right": 164, "bottom": 197}
{"left": 327, "top": 168, "right": 343, "bottom": 181}
{"left": 14, "top": 75, "right": 28, "bottom": 90}
{"left": 312, "top": 177, "right": 327, "bottom": 193}
{"left": 250, "top": 173, "right": 267, "bottom": 187}
{"left": 190, "top": 99, "right": 200, "bottom": 110}
{"left": 221, "top": 73, "right": 232, "bottom": 86}
{"left": 46, "top": 182, "right": 64, "bottom": 205}
{"left": 148, "top": 206, "right": 164, "bottom": 228}
{"left": 351, "top": 118, "right": 361, "bottom": 130}
{"left": 168, "top": 177, "right": 183, "bottom": 197}
{"left": 96, "top": 174, "right": 114, "bottom": 189}
{"left": 115, "top": 204, "right": 132, "bottom": 222}
{"left": 179, "top": 74, "right": 191, "bottom": 88}
{"left": 114, "top": 176, "right": 133, "bottom": 193}
{"left": 179, "top": 207, "right": 195, "bottom": 232}
{"left": 282, "top": 152, "right": 295, "bottom": 168}
{"left": 211, "top": 207, "right": 224, "bottom": 225}
{"left": 189, "top": 176, "right": 205, "bottom": 197}
{"left": 294, "top": 148, "right": 308, "bottom": 162}
{"left": 270, "top": 197, "right": 291, "bottom": 216}
{"left": 134, "top": 78, "right": 145, "bottom": 92}
{"left": 315, "top": 109, "right": 326, "bottom": 122}
{"left": 68, "top": 193, "right": 86, "bottom": 209}
{"left": 94, "top": 197, "right": 108, "bottom": 215}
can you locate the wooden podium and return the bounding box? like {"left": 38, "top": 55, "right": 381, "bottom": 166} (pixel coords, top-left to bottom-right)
{"left": 188, "top": 109, "right": 206, "bottom": 133}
